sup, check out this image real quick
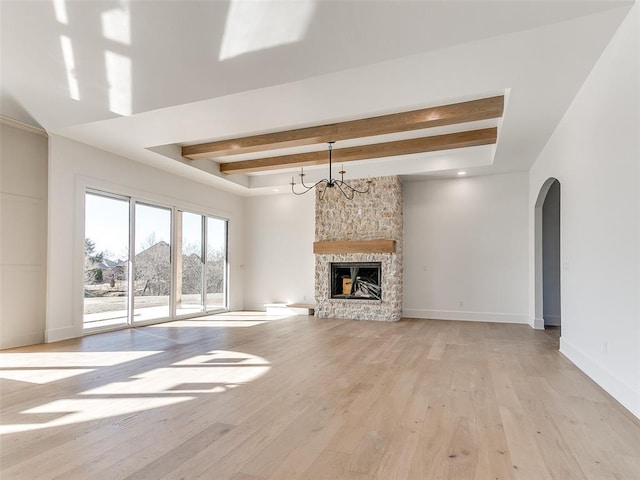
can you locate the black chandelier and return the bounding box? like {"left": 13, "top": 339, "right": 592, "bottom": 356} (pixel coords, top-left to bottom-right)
{"left": 290, "top": 142, "right": 371, "bottom": 200}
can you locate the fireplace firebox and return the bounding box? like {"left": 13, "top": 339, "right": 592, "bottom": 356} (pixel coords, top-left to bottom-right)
{"left": 330, "top": 262, "right": 381, "bottom": 300}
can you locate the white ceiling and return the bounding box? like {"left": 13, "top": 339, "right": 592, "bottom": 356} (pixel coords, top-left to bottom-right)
{"left": 0, "top": 0, "right": 633, "bottom": 195}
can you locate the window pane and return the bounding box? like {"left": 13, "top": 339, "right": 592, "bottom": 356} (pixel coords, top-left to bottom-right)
{"left": 177, "top": 211, "right": 203, "bottom": 314}
{"left": 133, "top": 203, "right": 171, "bottom": 322}
{"left": 206, "top": 217, "right": 227, "bottom": 310}
{"left": 83, "top": 192, "right": 129, "bottom": 330}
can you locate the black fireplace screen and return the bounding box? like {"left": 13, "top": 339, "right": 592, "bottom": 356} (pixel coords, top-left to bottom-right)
{"left": 330, "top": 262, "right": 381, "bottom": 300}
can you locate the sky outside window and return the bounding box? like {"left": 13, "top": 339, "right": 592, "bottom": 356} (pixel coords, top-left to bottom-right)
{"left": 85, "top": 193, "right": 129, "bottom": 259}
{"left": 86, "top": 194, "right": 225, "bottom": 260}
{"left": 135, "top": 204, "right": 171, "bottom": 254}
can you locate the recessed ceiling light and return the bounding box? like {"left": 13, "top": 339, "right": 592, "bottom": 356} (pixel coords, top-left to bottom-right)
{"left": 457, "top": 171, "right": 467, "bottom": 176}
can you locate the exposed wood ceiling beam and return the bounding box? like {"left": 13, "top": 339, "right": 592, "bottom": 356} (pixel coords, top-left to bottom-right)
{"left": 182, "top": 96, "right": 503, "bottom": 160}
{"left": 219, "top": 128, "right": 497, "bottom": 175}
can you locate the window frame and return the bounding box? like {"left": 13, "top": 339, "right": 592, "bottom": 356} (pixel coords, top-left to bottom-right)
{"left": 82, "top": 188, "right": 229, "bottom": 333}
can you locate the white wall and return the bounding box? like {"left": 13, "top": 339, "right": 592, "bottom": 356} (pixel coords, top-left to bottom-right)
{"left": 403, "top": 172, "right": 529, "bottom": 323}
{"left": 529, "top": 5, "right": 639, "bottom": 418}
{"left": 46, "top": 135, "right": 244, "bottom": 343}
{"left": 0, "top": 121, "right": 48, "bottom": 349}
{"left": 243, "top": 193, "right": 315, "bottom": 310}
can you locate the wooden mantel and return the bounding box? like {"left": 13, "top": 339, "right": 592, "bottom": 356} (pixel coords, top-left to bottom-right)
{"left": 313, "top": 240, "right": 396, "bottom": 254}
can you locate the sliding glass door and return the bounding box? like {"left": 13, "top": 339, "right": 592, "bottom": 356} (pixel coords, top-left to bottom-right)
{"left": 176, "top": 211, "right": 204, "bottom": 315}
{"left": 83, "top": 192, "right": 130, "bottom": 329}
{"left": 133, "top": 203, "right": 172, "bottom": 323}
{"left": 84, "top": 192, "right": 228, "bottom": 331}
{"left": 176, "top": 211, "right": 228, "bottom": 315}
{"left": 206, "top": 216, "right": 227, "bottom": 310}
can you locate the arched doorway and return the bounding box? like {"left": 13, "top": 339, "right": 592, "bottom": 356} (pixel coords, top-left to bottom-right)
{"left": 534, "top": 178, "right": 561, "bottom": 330}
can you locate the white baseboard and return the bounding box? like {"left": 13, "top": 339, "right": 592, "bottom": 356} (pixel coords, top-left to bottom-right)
{"left": 45, "top": 325, "right": 78, "bottom": 343}
{"left": 532, "top": 317, "right": 545, "bottom": 330}
{"left": 0, "top": 332, "right": 45, "bottom": 350}
{"left": 560, "top": 337, "right": 640, "bottom": 420}
{"left": 402, "top": 309, "right": 529, "bottom": 324}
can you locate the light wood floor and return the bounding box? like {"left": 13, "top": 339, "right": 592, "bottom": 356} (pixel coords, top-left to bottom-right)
{"left": 1, "top": 314, "right": 639, "bottom": 479}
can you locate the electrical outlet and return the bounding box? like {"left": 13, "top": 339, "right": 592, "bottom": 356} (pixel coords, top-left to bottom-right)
{"left": 458, "top": 300, "right": 464, "bottom": 307}
{"left": 602, "top": 340, "right": 608, "bottom": 354}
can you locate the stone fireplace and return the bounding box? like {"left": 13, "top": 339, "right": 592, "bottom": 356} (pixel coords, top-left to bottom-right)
{"left": 314, "top": 176, "right": 403, "bottom": 321}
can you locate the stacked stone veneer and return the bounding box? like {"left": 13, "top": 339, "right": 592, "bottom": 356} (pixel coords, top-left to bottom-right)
{"left": 315, "top": 176, "right": 403, "bottom": 321}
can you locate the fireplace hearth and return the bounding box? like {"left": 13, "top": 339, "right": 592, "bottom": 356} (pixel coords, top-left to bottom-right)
{"left": 330, "top": 262, "right": 381, "bottom": 300}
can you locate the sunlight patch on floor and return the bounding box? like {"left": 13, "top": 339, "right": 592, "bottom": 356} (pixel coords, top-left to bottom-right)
{"left": 81, "top": 350, "right": 270, "bottom": 396}
{"left": 0, "top": 351, "right": 160, "bottom": 385}
{"left": 0, "top": 350, "right": 269, "bottom": 434}
{"left": 0, "top": 351, "right": 160, "bottom": 368}
{"left": 148, "top": 310, "right": 298, "bottom": 327}
{"left": 0, "top": 369, "right": 94, "bottom": 385}
{"left": 151, "top": 320, "right": 267, "bottom": 328}
{"left": 2, "top": 396, "right": 193, "bottom": 435}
